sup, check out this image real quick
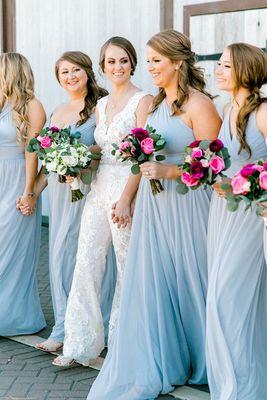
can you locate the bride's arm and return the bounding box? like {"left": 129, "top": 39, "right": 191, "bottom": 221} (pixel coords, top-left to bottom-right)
{"left": 112, "top": 95, "right": 153, "bottom": 228}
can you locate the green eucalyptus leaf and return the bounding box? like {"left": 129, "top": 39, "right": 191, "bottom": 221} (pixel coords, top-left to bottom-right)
{"left": 131, "top": 164, "right": 140, "bottom": 175}
{"left": 176, "top": 183, "right": 189, "bottom": 195}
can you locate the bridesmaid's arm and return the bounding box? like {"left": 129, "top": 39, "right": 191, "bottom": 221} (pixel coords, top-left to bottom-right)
{"left": 20, "top": 99, "right": 46, "bottom": 212}
{"left": 141, "top": 94, "right": 222, "bottom": 181}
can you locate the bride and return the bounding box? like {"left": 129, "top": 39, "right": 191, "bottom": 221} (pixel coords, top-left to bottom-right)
{"left": 53, "top": 36, "right": 152, "bottom": 366}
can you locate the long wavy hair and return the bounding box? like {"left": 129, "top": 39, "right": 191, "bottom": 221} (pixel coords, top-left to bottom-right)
{"left": 55, "top": 51, "right": 108, "bottom": 126}
{"left": 228, "top": 43, "right": 267, "bottom": 157}
{"left": 99, "top": 36, "right": 137, "bottom": 75}
{"left": 147, "top": 29, "right": 213, "bottom": 115}
{"left": 0, "top": 52, "right": 35, "bottom": 145}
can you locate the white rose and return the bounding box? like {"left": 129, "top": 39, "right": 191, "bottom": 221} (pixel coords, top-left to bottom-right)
{"left": 204, "top": 149, "right": 213, "bottom": 160}
{"left": 61, "top": 155, "right": 78, "bottom": 167}
{"left": 201, "top": 159, "right": 209, "bottom": 167}
{"left": 185, "top": 155, "right": 192, "bottom": 163}
{"left": 80, "top": 156, "right": 89, "bottom": 164}
{"left": 46, "top": 161, "right": 58, "bottom": 172}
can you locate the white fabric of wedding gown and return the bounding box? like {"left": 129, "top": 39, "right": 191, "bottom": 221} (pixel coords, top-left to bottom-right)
{"left": 62, "top": 91, "right": 148, "bottom": 365}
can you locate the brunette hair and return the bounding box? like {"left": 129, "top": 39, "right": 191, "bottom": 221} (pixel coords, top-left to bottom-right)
{"left": 147, "top": 29, "right": 213, "bottom": 115}
{"left": 99, "top": 36, "right": 137, "bottom": 75}
{"left": 55, "top": 51, "right": 108, "bottom": 126}
{"left": 228, "top": 43, "right": 267, "bottom": 157}
{"left": 0, "top": 52, "right": 35, "bottom": 144}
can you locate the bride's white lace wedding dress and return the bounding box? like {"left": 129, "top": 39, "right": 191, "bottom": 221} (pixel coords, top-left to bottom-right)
{"left": 62, "top": 91, "right": 148, "bottom": 365}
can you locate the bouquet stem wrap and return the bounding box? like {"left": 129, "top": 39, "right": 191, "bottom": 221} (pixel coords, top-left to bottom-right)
{"left": 70, "top": 177, "right": 84, "bottom": 202}
{"left": 150, "top": 179, "right": 164, "bottom": 195}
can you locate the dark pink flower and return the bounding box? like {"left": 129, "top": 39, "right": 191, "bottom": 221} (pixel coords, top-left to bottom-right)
{"left": 209, "top": 156, "right": 225, "bottom": 174}
{"left": 188, "top": 140, "right": 201, "bottom": 149}
{"left": 209, "top": 139, "right": 224, "bottom": 152}
{"left": 190, "top": 161, "right": 204, "bottom": 179}
{"left": 240, "top": 164, "right": 256, "bottom": 178}
{"left": 140, "top": 137, "right": 155, "bottom": 155}
{"left": 263, "top": 162, "right": 267, "bottom": 171}
{"left": 181, "top": 172, "right": 200, "bottom": 187}
{"left": 41, "top": 136, "right": 52, "bottom": 148}
{"left": 131, "top": 128, "right": 149, "bottom": 141}
{"left": 50, "top": 126, "right": 60, "bottom": 133}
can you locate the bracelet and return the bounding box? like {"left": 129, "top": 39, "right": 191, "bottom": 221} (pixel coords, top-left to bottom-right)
{"left": 26, "top": 192, "right": 36, "bottom": 197}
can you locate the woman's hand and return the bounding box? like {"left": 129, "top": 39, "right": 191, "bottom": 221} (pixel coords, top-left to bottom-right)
{"left": 140, "top": 162, "right": 181, "bottom": 180}
{"left": 65, "top": 175, "right": 75, "bottom": 185}
{"left": 111, "top": 197, "right": 132, "bottom": 229}
{"left": 17, "top": 194, "right": 36, "bottom": 216}
{"left": 213, "top": 177, "right": 232, "bottom": 198}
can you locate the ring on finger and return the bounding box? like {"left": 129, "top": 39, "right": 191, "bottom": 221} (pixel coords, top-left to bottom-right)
{"left": 146, "top": 171, "right": 150, "bottom": 176}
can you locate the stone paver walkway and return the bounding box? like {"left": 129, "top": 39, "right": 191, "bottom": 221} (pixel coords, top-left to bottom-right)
{"left": 0, "top": 226, "right": 209, "bottom": 400}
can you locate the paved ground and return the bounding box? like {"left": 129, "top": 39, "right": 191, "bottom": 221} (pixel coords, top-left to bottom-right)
{"left": 0, "top": 226, "right": 209, "bottom": 400}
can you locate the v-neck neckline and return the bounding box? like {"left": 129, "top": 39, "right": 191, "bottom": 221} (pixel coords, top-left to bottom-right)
{"left": 103, "top": 91, "right": 141, "bottom": 129}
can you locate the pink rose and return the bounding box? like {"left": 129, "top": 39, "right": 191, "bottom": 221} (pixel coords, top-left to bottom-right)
{"left": 40, "top": 136, "right": 52, "bottom": 148}
{"left": 209, "top": 155, "right": 225, "bottom": 174}
{"left": 252, "top": 164, "right": 264, "bottom": 172}
{"left": 191, "top": 148, "right": 203, "bottom": 159}
{"left": 119, "top": 141, "right": 131, "bottom": 152}
{"left": 259, "top": 171, "right": 267, "bottom": 190}
{"left": 181, "top": 172, "right": 200, "bottom": 187}
{"left": 263, "top": 162, "right": 267, "bottom": 171}
{"left": 141, "top": 137, "right": 155, "bottom": 155}
{"left": 231, "top": 174, "right": 251, "bottom": 194}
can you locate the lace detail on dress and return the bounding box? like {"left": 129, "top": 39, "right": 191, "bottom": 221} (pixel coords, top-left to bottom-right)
{"left": 62, "top": 91, "right": 148, "bottom": 364}
{"left": 95, "top": 92, "right": 148, "bottom": 165}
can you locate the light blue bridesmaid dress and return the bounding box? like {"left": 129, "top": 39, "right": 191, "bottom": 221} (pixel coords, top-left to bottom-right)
{"left": 47, "top": 116, "right": 116, "bottom": 343}
{"left": 206, "top": 108, "right": 267, "bottom": 400}
{"left": 88, "top": 99, "right": 212, "bottom": 399}
{"left": 0, "top": 103, "right": 46, "bottom": 335}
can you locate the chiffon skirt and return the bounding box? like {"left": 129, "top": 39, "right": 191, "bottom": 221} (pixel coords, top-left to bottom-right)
{"left": 0, "top": 157, "right": 46, "bottom": 335}
{"left": 206, "top": 194, "right": 267, "bottom": 400}
{"left": 88, "top": 177, "right": 211, "bottom": 399}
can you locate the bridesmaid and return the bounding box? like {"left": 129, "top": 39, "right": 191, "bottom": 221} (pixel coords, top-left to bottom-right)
{"left": 88, "top": 29, "right": 221, "bottom": 399}
{"left": 206, "top": 43, "right": 267, "bottom": 400}
{"left": 0, "top": 53, "right": 46, "bottom": 335}
{"left": 24, "top": 51, "right": 116, "bottom": 352}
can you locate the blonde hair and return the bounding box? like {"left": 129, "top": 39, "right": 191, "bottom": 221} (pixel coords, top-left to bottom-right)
{"left": 55, "top": 51, "right": 108, "bottom": 126}
{"left": 228, "top": 43, "right": 267, "bottom": 157}
{"left": 99, "top": 36, "right": 137, "bottom": 76}
{"left": 0, "top": 53, "right": 35, "bottom": 145}
{"left": 147, "top": 29, "right": 213, "bottom": 115}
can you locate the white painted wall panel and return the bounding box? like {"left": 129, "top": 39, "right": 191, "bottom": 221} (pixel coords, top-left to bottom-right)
{"left": 15, "top": 0, "right": 160, "bottom": 215}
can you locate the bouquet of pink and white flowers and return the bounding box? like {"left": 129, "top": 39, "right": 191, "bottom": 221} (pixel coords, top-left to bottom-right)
{"left": 112, "top": 125, "right": 166, "bottom": 195}
{"left": 176, "top": 139, "right": 231, "bottom": 194}
{"left": 223, "top": 160, "right": 267, "bottom": 215}
{"left": 27, "top": 126, "right": 100, "bottom": 202}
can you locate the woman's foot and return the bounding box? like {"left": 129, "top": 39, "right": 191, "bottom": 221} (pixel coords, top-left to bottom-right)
{"left": 35, "top": 339, "right": 63, "bottom": 353}
{"left": 52, "top": 355, "right": 75, "bottom": 367}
